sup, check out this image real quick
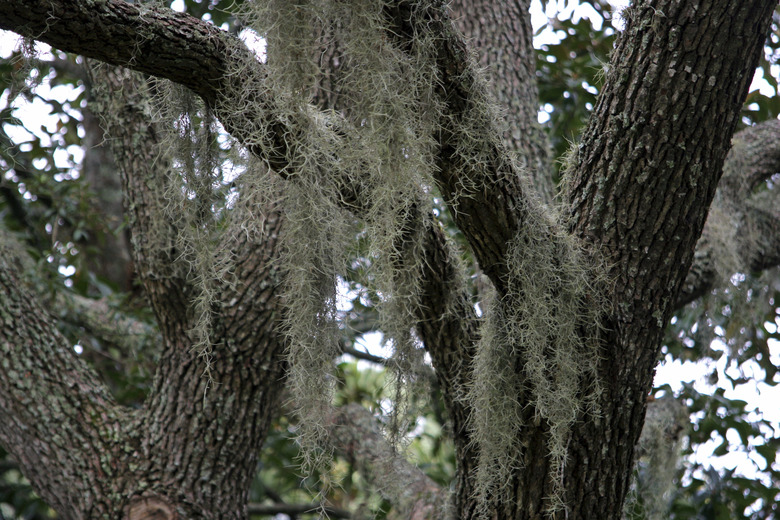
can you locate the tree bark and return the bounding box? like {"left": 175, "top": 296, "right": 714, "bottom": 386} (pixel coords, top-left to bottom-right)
{"left": 556, "top": 1, "right": 777, "bottom": 518}
{"left": 450, "top": 0, "right": 553, "bottom": 202}
{"left": 1, "top": 61, "right": 289, "bottom": 518}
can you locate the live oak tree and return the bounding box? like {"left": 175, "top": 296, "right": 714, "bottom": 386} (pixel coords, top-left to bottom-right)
{"left": 1, "top": 1, "right": 779, "bottom": 519}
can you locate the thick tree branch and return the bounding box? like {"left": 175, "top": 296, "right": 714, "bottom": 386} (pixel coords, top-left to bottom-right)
{"left": 0, "top": 1, "right": 225, "bottom": 102}
{"left": 0, "top": 0, "right": 295, "bottom": 181}
{"left": 556, "top": 2, "right": 776, "bottom": 518}
{"left": 0, "top": 238, "right": 126, "bottom": 518}
{"left": 89, "top": 64, "right": 289, "bottom": 517}
{"left": 412, "top": 220, "right": 480, "bottom": 512}
{"left": 84, "top": 63, "right": 195, "bottom": 349}
{"left": 722, "top": 119, "right": 780, "bottom": 194}
{"left": 450, "top": 0, "right": 553, "bottom": 202}
{"left": 568, "top": 1, "right": 776, "bottom": 325}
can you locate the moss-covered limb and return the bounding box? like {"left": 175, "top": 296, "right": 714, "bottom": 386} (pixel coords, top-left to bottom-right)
{"left": 411, "top": 219, "right": 480, "bottom": 506}
{"left": 85, "top": 64, "right": 193, "bottom": 347}
{"left": 0, "top": 0, "right": 539, "bottom": 296}
{"left": 0, "top": 244, "right": 127, "bottom": 517}
{"left": 56, "top": 292, "right": 160, "bottom": 356}
{"left": 677, "top": 204, "right": 780, "bottom": 307}
{"left": 329, "top": 404, "right": 446, "bottom": 518}
{"left": 381, "top": 4, "right": 606, "bottom": 514}
{"left": 450, "top": 0, "right": 553, "bottom": 203}
{"left": 550, "top": 2, "right": 776, "bottom": 519}
{"left": 0, "top": 0, "right": 366, "bottom": 209}
{"left": 677, "top": 119, "right": 780, "bottom": 307}
{"left": 284, "top": 2, "right": 481, "bottom": 445}
{"left": 380, "top": 1, "right": 549, "bottom": 294}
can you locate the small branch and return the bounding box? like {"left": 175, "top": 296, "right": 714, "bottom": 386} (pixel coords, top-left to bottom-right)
{"left": 340, "top": 344, "right": 387, "bottom": 365}
{"left": 247, "top": 502, "right": 351, "bottom": 519}
{"left": 57, "top": 292, "right": 159, "bottom": 355}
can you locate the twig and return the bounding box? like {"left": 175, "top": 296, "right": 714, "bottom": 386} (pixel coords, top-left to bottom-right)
{"left": 247, "top": 502, "right": 351, "bottom": 519}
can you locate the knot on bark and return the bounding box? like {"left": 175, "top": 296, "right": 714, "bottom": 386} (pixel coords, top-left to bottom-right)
{"left": 127, "top": 495, "right": 176, "bottom": 520}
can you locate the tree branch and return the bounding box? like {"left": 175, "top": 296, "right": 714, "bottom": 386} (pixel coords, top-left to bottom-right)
{"left": 0, "top": 1, "right": 226, "bottom": 101}
{"left": 0, "top": 236, "right": 125, "bottom": 518}
{"left": 383, "top": 1, "right": 542, "bottom": 292}
{"left": 557, "top": 2, "right": 776, "bottom": 517}
{"left": 450, "top": 0, "right": 553, "bottom": 202}
{"left": 567, "top": 0, "right": 775, "bottom": 337}
{"left": 677, "top": 119, "right": 780, "bottom": 307}
{"left": 328, "top": 404, "right": 445, "bottom": 519}
{"left": 722, "top": 119, "right": 780, "bottom": 194}
{"left": 57, "top": 292, "right": 159, "bottom": 354}
{"left": 0, "top": 0, "right": 546, "bottom": 295}
{"left": 87, "top": 64, "right": 290, "bottom": 517}
{"left": 340, "top": 344, "right": 388, "bottom": 365}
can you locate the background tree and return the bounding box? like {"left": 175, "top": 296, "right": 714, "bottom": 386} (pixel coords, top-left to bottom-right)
{"left": 0, "top": 1, "right": 779, "bottom": 519}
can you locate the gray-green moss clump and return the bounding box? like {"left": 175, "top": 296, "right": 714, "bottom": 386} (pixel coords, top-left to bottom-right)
{"left": 95, "top": 0, "right": 612, "bottom": 514}
{"left": 231, "top": 0, "right": 442, "bottom": 470}
{"left": 467, "top": 197, "right": 607, "bottom": 516}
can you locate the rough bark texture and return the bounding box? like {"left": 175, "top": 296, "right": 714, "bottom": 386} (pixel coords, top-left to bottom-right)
{"left": 558, "top": 1, "right": 777, "bottom": 519}
{"left": 0, "top": 244, "right": 127, "bottom": 517}
{"left": 450, "top": 0, "right": 554, "bottom": 202}
{"left": 1, "top": 0, "right": 780, "bottom": 519}
{"left": 1, "top": 61, "right": 288, "bottom": 518}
